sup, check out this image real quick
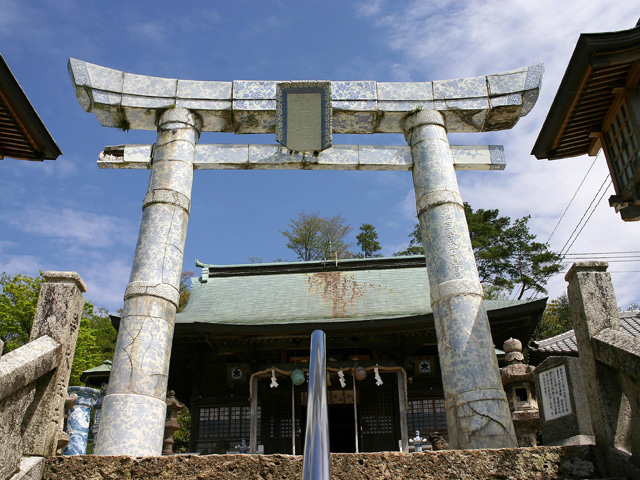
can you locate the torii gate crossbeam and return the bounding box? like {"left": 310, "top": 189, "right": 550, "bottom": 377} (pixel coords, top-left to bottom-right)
{"left": 68, "top": 59, "right": 543, "bottom": 455}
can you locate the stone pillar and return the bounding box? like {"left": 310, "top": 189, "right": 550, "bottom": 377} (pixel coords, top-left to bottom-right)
{"left": 403, "top": 110, "right": 517, "bottom": 449}
{"left": 22, "top": 271, "right": 86, "bottom": 457}
{"left": 95, "top": 108, "right": 202, "bottom": 456}
{"left": 63, "top": 386, "right": 101, "bottom": 455}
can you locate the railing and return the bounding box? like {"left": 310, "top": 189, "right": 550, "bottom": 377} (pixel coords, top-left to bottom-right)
{"left": 302, "top": 330, "right": 329, "bottom": 480}
{"left": 0, "top": 272, "right": 85, "bottom": 480}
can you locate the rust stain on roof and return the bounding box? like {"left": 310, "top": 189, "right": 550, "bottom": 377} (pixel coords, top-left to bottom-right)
{"left": 305, "top": 271, "right": 392, "bottom": 318}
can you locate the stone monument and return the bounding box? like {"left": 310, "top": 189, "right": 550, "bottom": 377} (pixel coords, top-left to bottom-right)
{"left": 534, "top": 356, "right": 594, "bottom": 446}
{"left": 69, "top": 59, "right": 543, "bottom": 454}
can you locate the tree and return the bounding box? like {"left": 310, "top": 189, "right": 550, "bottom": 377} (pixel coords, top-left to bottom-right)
{"left": 281, "top": 212, "right": 353, "bottom": 261}
{"left": 173, "top": 406, "right": 191, "bottom": 453}
{"left": 178, "top": 270, "right": 195, "bottom": 313}
{"left": 392, "top": 203, "right": 562, "bottom": 299}
{"left": 0, "top": 271, "right": 117, "bottom": 385}
{"left": 533, "top": 293, "right": 573, "bottom": 340}
{"left": 0, "top": 272, "right": 44, "bottom": 352}
{"left": 464, "top": 204, "right": 512, "bottom": 291}
{"left": 355, "top": 223, "right": 382, "bottom": 258}
{"left": 393, "top": 224, "right": 423, "bottom": 256}
{"left": 505, "top": 215, "right": 562, "bottom": 300}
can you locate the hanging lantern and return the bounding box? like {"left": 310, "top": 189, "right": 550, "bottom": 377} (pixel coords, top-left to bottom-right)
{"left": 354, "top": 366, "right": 367, "bottom": 381}
{"left": 291, "top": 368, "right": 306, "bottom": 386}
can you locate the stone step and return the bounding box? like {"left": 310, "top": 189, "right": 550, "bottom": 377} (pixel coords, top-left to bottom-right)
{"left": 44, "top": 445, "right": 607, "bottom": 480}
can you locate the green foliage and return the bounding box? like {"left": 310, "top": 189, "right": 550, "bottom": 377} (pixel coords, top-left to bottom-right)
{"left": 69, "top": 317, "right": 102, "bottom": 385}
{"left": 505, "top": 215, "right": 562, "bottom": 300}
{"left": 464, "top": 204, "right": 513, "bottom": 291}
{"left": 70, "top": 302, "right": 117, "bottom": 386}
{"left": 282, "top": 212, "right": 353, "bottom": 261}
{"left": 178, "top": 270, "right": 194, "bottom": 313}
{"left": 533, "top": 293, "right": 573, "bottom": 340}
{"left": 0, "top": 271, "right": 117, "bottom": 385}
{"left": 393, "top": 203, "right": 562, "bottom": 299}
{"left": 0, "top": 272, "right": 44, "bottom": 352}
{"left": 173, "top": 406, "right": 191, "bottom": 453}
{"left": 355, "top": 223, "right": 382, "bottom": 258}
{"left": 393, "top": 224, "right": 423, "bottom": 256}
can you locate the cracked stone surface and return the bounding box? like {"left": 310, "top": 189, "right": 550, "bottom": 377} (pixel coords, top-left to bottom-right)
{"left": 407, "top": 112, "right": 517, "bottom": 449}
{"left": 95, "top": 108, "right": 200, "bottom": 456}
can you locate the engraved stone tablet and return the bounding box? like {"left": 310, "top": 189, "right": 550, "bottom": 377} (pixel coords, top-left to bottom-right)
{"left": 539, "top": 365, "right": 572, "bottom": 420}
{"left": 276, "top": 81, "right": 332, "bottom": 152}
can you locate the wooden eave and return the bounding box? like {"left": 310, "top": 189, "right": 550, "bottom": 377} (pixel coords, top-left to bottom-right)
{"left": 172, "top": 297, "right": 547, "bottom": 353}
{"left": 0, "top": 54, "right": 61, "bottom": 161}
{"left": 532, "top": 25, "right": 640, "bottom": 160}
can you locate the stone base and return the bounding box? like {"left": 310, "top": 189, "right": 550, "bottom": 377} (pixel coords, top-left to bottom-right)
{"left": 10, "top": 457, "right": 45, "bottom": 480}
{"left": 547, "top": 435, "right": 595, "bottom": 447}
{"left": 44, "top": 446, "right": 603, "bottom": 480}
{"left": 94, "top": 394, "right": 166, "bottom": 456}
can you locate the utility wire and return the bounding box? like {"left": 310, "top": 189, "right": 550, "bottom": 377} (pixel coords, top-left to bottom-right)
{"left": 557, "top": 174, "right": 611, "bottom": 257}
{"left": 561, "top": 178, "right": 612, "bottom": 256}
{"left": 517, "top": 172, "right": 611, "bottom": 303}
{"left": 546, "top": 152, "right": 600, "bottom": 244}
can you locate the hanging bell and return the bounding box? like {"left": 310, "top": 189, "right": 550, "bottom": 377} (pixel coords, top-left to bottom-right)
{"left": 354, "top": 365, "right": 367, "bottom": 381}
{"left": 291, "top": 368, "right": 306, "bottom": 386}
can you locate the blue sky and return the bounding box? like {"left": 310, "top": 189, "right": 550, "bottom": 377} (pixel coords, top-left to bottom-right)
{"left": 1, "top": 1, "right": 639, "bottom": 312}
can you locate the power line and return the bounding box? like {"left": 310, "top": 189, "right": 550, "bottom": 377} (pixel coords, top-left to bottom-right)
{"left": 563, "top": 250, "right": 640, "bottom": 255}
{"left": 546, "top": 152, "right": 600, "bottom": 244}
{"left": 562, "top": 178, "right": 612, "bottom": 256}
{"left": 558, "top": 174, "right": 611, "bottom": 257}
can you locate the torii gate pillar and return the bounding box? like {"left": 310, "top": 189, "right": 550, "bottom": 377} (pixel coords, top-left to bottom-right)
{"left": 404, "top": 110, "right": 517, "bottom": 448}
{"left": 69, "top": 58, "right": 543, "bottom": 454}
{"left": 95, "top": 108, "right": 201, "bottom": 455}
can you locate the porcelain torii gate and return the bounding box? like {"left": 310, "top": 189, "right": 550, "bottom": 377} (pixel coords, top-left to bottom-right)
{"left": 69, "top": 58, "right": 543, "bottom": 456}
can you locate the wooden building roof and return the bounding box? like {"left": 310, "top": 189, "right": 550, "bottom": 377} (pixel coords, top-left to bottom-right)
{"left": 0, "top": 54, "right": 61, "bottom": 161}
{"left": 529, "top": 310, "right": 640, "bottom": 364}
{"left": 532, "top": 22, "right": 640, "bottom": 160}
{"left": 174, "top": 256, "right": 547, "bottom": 348}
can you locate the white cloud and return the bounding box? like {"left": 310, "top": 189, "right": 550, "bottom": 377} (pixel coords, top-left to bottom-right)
{"left": 128, "top": 21, "right": 167, "bottom": 44}
{"left": 355, "top": 0, "right": 640, "bottom": 306}
{"left": 1, "top": 205, "right": 137, "bottom": 249}
{"left": 0, "top": 254, "right": 41, "bottom": 277}
{"left": 81, "top": 257, "right": 131, "bottom": 312}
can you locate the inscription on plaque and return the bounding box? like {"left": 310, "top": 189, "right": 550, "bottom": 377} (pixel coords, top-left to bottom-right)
{"left": 539, "top": 365, "right": 572, "bottom": 420}
{"left": 276, "top": 81, "right": 332, "bottom": 152}
{"left": 288, "top": 93, "right": 322, "bottom": 151}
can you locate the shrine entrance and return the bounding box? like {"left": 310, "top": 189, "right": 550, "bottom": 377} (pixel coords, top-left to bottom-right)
{"left": 69, "top": 57, "right": 544, "bottom": 454}
{"left": 328, "top": 404, "right": 356, "bottom": 453}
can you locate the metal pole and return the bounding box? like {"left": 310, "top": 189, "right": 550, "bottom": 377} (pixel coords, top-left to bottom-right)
{"left": 302, "top": 330, "right": 329, "bottom": 480}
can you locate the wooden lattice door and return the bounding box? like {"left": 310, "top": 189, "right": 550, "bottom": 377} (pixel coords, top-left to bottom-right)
{"left": 260, "top": 383, "right": 303, "bottom": 454}
{"left": 358, "top": 383, "right": 398, "bottom": 452}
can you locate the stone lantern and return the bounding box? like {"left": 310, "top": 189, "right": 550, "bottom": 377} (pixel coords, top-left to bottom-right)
{"left": 500, "top": 338, "right": 540, "bottom": 446}
{"left": 163, "top": 390, "right": 185, "bottom": 455}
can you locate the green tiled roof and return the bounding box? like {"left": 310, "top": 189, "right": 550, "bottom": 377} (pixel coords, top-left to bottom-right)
{"left": 176, "top": 256, "right": 536, "bottom": 327}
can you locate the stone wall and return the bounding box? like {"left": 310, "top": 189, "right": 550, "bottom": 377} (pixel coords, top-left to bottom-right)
{"left": 44, "top": 446, "right": 601, "bottom": 480}
{"left": 0, "top": 272, "right": 85, "bottom": 480}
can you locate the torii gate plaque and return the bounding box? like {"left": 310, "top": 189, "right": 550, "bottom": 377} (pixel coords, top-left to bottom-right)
{"left": 69, "top": 58, "right": 543, "bottom": 455}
